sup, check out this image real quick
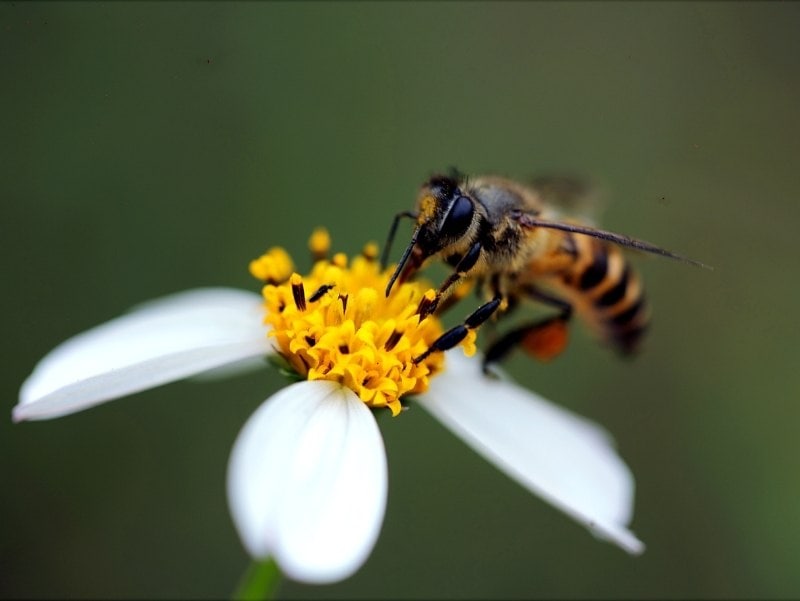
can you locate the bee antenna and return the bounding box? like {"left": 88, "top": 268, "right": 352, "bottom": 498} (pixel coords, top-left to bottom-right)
{"left": 526, "top": 218, "right": 713, "bottom": 270}
{"left": 447, "top": 165, "right": 466, "bottom": 182}
{"left": 380, "top": 211, "right": 417, "bottom": 270}
{"left": 385, "top": 226, "right": 421, "bottom": 297}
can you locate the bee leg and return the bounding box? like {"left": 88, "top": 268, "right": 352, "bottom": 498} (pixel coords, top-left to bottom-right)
{"left": 482, "top": 287, "right": 573, "bottom": 372}
{"left": 483, "top": 315, "right": 570, "bottom": 368}
{"left": 432, "top": 278, "right": 475, "bottom": 316}
{"left": 413, "top": 297, "right": 501, "bottom": 365}
{"left": 419, "top": 241, "right": 483, "bottom": 319}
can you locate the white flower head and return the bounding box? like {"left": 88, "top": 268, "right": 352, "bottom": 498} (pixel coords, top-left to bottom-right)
{"left": 15, "top": 230, "right": 643, "bottom": 585}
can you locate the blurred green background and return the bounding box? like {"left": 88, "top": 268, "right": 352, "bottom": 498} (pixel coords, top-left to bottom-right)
{"left": 2, "top": 2, "right": 799, "bottom": 598}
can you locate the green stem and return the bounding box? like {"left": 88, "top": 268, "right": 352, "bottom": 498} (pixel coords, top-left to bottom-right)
{"left": 232, "top": 558, "right": 282, "bottom": 601}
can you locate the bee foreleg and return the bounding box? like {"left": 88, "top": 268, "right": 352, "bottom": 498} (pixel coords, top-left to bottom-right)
{"left": 419, "top": 241, "right": 483, "bottom": 319}
{"left": 413, "top": 296, "right": 501, "bottom": 365}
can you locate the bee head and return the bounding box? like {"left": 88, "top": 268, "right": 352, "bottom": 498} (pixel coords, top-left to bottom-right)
{"left": 384, "top": 174, "right": 477, "bottom": 296}
{"left": 415, "top": 175, "right": 476, "bottom": 255}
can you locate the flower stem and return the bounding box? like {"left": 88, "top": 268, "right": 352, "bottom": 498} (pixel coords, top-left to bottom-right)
{"left": 232, "top": 558, "right": 282, "bottom": 601}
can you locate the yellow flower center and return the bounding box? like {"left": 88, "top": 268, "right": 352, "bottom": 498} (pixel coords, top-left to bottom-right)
{"left": 250, "top": 230, "right": 476, "bottom": 416}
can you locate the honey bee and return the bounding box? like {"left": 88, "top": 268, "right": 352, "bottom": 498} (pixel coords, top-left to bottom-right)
{"left": 382, "top": 172, "right": 708, "bottom": 369}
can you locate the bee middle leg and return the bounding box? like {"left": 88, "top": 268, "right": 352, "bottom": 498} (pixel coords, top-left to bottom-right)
{"left": 483, "top": 286, "right": 573, "bottom": 372}
{"left": 413, "top": 296, "right": 502, "bottom": 365}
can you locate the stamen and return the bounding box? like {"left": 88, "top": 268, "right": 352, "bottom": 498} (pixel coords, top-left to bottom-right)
{"left": 291, "top": 273, "right": 307, "bottom": 311}
{"left": 309, "top": 283, "right": 335, "bottom": 303}
{"left": 417, "top": 289, "right": 437, "bottom": 319}
{"left": 384, "top": 328, "right": 403, "bottom": 351}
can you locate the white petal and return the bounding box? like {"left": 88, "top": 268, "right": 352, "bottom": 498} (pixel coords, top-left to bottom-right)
{"left": 418, "top": 352, "right": 644, "bottom": 554}
{"left": 15, "top": 288, "right": 270, "bottom": 421}
{"left": 227, "top": 381, "right": 388, "bottom": 584}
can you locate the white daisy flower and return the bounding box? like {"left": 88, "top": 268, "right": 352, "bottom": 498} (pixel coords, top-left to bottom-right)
{"left": 14, "top": 230, "right": 643, "bottom": 586}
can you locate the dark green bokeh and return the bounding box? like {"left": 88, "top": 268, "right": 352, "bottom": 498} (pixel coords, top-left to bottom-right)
{"left": 2, "top": 2, "right": 799, "bottom": 598}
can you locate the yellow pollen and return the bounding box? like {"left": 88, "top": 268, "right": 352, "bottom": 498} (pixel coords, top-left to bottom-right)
{"left": 419, "top": 194, "right": 437, "bottom": 221}
{"left": 256, "top": 233, "right": 472, "bottom": 416}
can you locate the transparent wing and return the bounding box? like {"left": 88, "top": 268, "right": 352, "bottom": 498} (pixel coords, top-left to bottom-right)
{"left": 530, "top": 174, "right": 604, "bottom": 224}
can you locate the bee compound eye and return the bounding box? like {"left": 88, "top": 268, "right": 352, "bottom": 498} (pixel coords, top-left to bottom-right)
{"left": 441, "top": 195, "right": 474, "bottom": 239}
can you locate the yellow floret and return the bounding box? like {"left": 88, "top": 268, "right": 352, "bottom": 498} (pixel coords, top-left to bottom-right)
{"left": 249, "top": 247, "right": 294, "bottom": 284}
{"left": 308, "top": 227, "right": 331, "bottom": 260}
{"left": 254, "top": 232, "right": 474, "bottom": 415}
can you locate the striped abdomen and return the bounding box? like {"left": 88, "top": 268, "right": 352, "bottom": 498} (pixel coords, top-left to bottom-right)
{"left": 555, "top": 235, "right": 649, "bottom": 354}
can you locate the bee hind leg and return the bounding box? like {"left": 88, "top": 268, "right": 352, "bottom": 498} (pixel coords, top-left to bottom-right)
{"left": 482, "top": 287, "right": 573, "bottom": 373}
{"left": 482, "top": 315, "right": 570, "bottom": 369}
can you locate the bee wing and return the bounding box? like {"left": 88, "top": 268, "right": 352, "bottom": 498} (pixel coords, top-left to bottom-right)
{"left": 530, "top": 175, "right": 605, "bottom": 224}
{"left": 518, "top": 213, "right": 712, "bottom": 269}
